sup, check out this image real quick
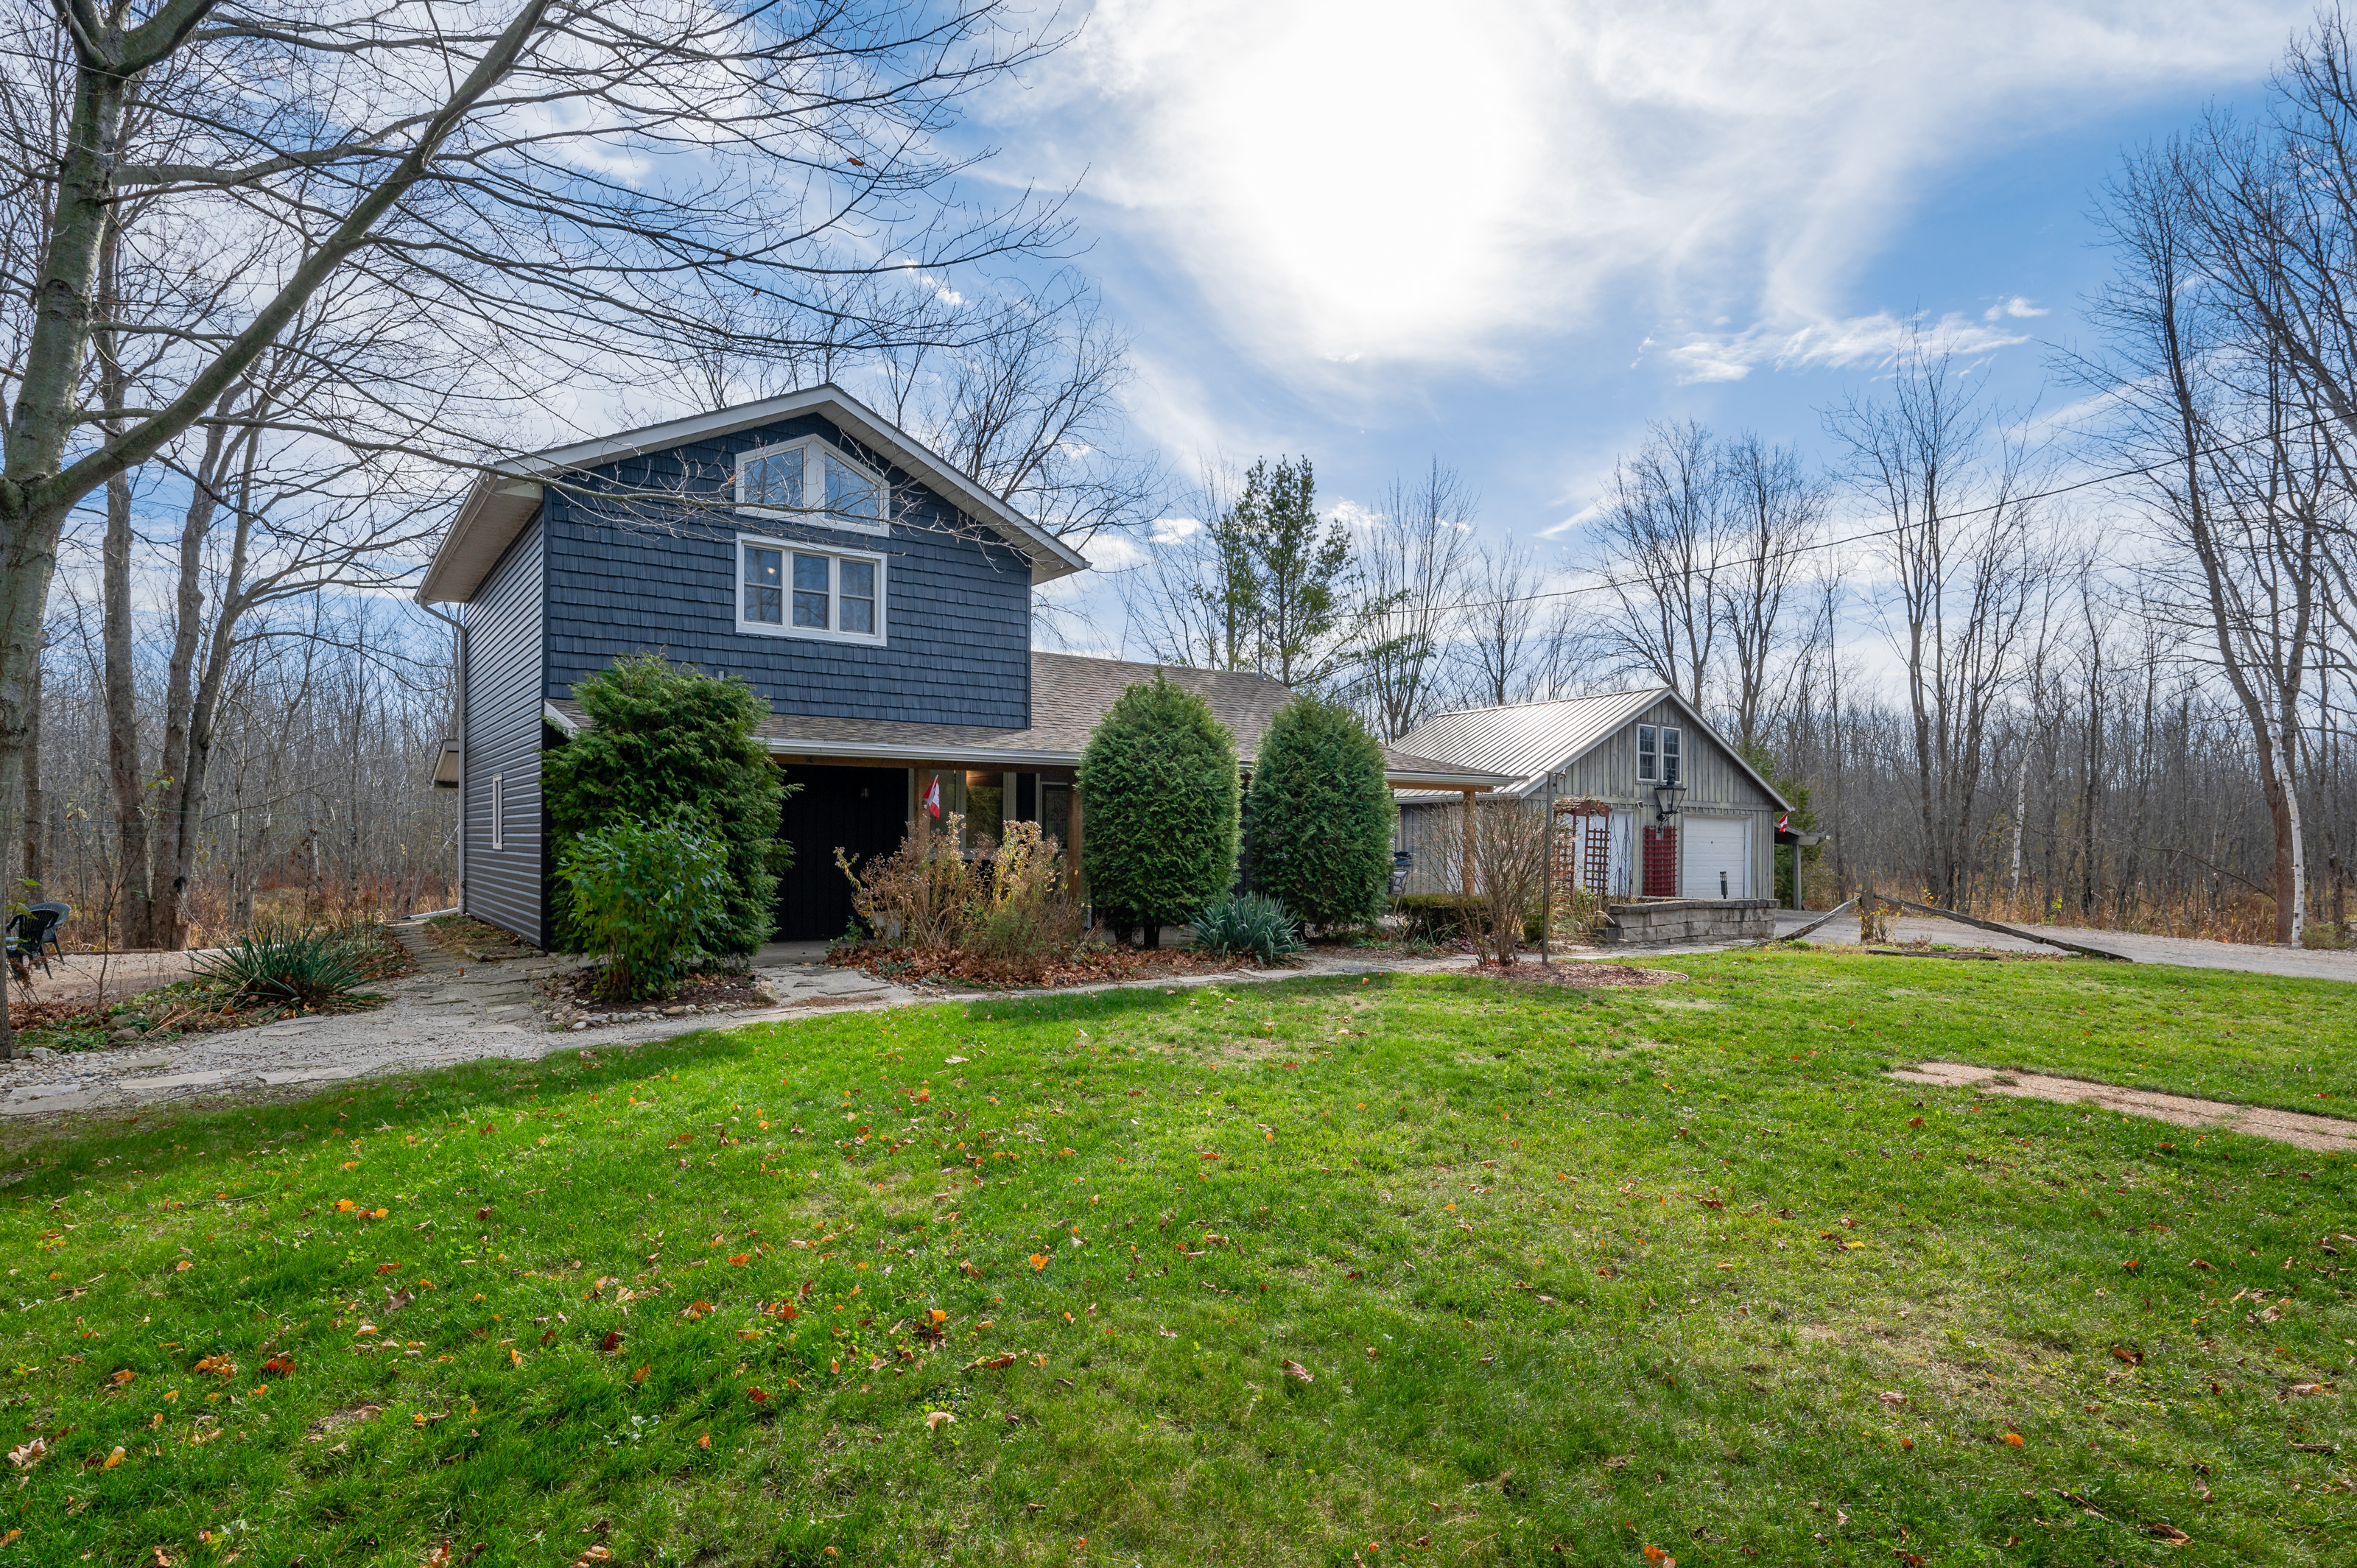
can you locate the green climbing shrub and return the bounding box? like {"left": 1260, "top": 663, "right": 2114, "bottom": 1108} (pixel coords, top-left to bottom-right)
{"left": 558, "top": 808, "right": 734, "bottom": 999}
{"left": 543, "top": 653, "right": 790, "bottom": 956}
{"left": 1076, "top": 675, "right": 1240, "bottom": 947}
{"left": 1243, "top": 697, "right": 1395, "bottom": 932}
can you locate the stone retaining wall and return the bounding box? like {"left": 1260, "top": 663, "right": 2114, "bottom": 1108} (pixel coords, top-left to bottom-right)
{"left": 1599, "top": 898, "right": 1774, "bottom": 946}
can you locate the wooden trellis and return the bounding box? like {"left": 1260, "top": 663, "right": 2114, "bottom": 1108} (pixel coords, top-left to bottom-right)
{"left": 1551, "top": 797, "right": 1613, "bottom": 895}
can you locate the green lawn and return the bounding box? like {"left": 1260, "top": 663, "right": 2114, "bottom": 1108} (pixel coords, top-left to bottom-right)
{"left": 5, "top": 949, "right": 2356, "bottom": 1566}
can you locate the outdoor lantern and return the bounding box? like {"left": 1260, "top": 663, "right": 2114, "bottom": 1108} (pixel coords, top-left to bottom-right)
{"left": 1652, "top": 781, "right": 1687, "bottom": 821}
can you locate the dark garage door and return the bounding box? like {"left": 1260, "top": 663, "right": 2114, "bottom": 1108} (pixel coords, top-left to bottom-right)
{"left": 774, "top": 765, "right": 909, "bottom": 941}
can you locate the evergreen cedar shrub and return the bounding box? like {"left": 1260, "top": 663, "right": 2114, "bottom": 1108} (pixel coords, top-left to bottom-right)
{"left": 1244, "top": 697, "right": 1396, "bottom": 931}
{"left": 1077, "top": 675, "right": 1240, "bottom": 946}
{"left": 543, "top": 654, "right": 792, "bottom": 955}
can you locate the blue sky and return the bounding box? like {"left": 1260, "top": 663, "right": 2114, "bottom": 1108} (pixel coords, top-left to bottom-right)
{"left": 955, "top": 0, "right": 2318, "bottom": 652}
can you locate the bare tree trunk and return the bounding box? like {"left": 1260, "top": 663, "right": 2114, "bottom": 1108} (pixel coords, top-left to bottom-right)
{"left": 102, "top": 463, "right": 155, "bottom": 949}
{"left": 21, "top": 646, "right": 39, "bottom": 896}
{"left": 96, "top": 215, "right": 155, "bottom": 952}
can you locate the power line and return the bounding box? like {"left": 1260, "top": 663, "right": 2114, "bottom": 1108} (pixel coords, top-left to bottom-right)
{"left": 1425, "top": 410, "right": 2344, "bottom": 618}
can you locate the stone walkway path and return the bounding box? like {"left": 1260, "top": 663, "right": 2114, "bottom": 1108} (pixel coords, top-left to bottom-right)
{"left": 1, "top": 921, "right": 1550, "bottom": 1125}
{"left": 1891, "top": 1059, "right": 2357, "bottom": 1154}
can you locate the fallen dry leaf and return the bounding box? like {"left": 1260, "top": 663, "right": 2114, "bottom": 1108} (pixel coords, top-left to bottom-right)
{"left": 1282, "top": 1360, "right": 1314, "bottom": 1383}
{"left": 925, "top": 1410, "right": 955, "bottom": 1431}
{"left": 1877, "top": 1391, "right": 1906, "bottom": 1407}
{"left": 599, "top": 1330, "right": 622, "bottom": 1354}
{"left": 102, "top": 1445, "right": 125, "bottom": 1469}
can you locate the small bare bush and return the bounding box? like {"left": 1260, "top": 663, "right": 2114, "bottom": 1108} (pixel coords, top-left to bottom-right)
{"left": 968, "top": 821, "right": 1081, "bottom": 960}
{"left": 838, "top": 816, "right": 977, "bottom": 948}
{"left": 1439, "top": 799, "right": 1552, "bottom": 966}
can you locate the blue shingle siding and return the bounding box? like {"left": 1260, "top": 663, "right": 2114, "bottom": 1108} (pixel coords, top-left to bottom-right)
{"left": 538, "top": 413, "right": 1033, "bottom": 727}
{"left": 460, "top": 517, "right": 547, "bottom": 946}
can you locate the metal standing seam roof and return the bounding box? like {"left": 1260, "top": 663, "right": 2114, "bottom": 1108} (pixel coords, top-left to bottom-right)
{"left": 541, "top": 651, "right": 1511, "bottom": 790}
{"left": 1388, "top": 686, "right": 1791, "bottom": 809}
{"left": 1392, "top": 689, "right": 1662, "bottom": 798}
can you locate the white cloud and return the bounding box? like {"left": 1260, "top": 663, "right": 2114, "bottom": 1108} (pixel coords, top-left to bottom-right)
{"left": 994, "top": 0, "right": 2302, "bottom": 379}
{"left": 1988, "top": 295, "right": 2051, "bottom": 320}
{"left": 1665, "top": 309, "right": 2031, "bottom": 384}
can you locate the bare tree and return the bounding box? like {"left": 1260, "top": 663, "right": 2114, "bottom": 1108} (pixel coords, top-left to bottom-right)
{"left": 1355, "top": 460, "right": 1476, "bottom": 738}
{"left": 0, "top": 0, "right": 1072, "bottom": 1053}
{"left": 1824, "top": 345, "right": 2047, "bottom": 908}
{"left": 2076, "top": 138, "right": 2328, "bottom": 943}
{"left": 1713, "top": 434, "right": 1822, "bottom": 746}
{"left": 1586, "top": 420, "right": 1723, "bottom": 705}
{"left": 1454, "top": 534, "right": 1543, "bottom": 709}
{"left": 1436, "top": 796, "right": 1549, "bottom": 966}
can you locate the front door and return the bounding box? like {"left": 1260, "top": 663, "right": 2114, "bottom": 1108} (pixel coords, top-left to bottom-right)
{"left": 774, "top": 764, "right": 910, "bottom": 941}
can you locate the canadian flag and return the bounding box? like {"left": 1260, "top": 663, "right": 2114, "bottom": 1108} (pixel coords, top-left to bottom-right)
{"left": 924, "top": 776, "right": 942, "bottom": 819}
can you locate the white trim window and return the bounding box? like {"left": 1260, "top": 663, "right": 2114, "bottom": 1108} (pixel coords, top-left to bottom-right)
{"left": 489, "top": 772, "right": 505, "bottom": 851}
{"left": 1636, "top": 724, "right": 1683, "bottom": 786}
{"left": 734, "top": 435, "right": 888, "bottom": 536}
{"left": 737, "top": 534, "right": 886, "bottom": 643}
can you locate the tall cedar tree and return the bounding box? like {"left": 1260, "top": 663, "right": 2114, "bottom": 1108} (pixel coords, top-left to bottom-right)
{"left": 1245, "top": 698, "right": 1397, "bottom": 931}
{"left": 543, "top": 655, "right": 791, "bottom": 955}
{"left": 1077, "top": 675, "right": 1240, "bottom": 946}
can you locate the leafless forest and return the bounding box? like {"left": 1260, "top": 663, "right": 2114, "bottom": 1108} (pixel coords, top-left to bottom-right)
{"left": 1128, "top": 19, "right": 2357, "bottom": 945}
{"left": 6, "top": 0, "right": 2357, "bottom": 967}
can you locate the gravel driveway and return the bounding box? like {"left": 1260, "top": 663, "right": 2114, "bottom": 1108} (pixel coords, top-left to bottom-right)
{"left": 1774, "top": 908, "right": 2357, "bottom": 982}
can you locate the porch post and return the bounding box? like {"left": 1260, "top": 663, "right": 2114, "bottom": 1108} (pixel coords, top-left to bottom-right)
{"left": 1459, "top": 787, "right": 1476, "bottom": 905}
{"left": 1069, "top": 784, "right": 1087, "bottom": 918}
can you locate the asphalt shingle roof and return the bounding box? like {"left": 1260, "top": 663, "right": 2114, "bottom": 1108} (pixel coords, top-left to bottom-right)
{"left": 544, "top": 652, "right": 1506, "bottom": 787}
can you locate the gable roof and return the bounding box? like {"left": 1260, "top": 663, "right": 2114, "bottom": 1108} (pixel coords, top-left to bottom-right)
{"left": 541, "top": 652, "right": 1508, "bottom": 790}
{"left": 1393, "top": 686, "right": 1790, "bottom": 808}
{"left": 416, "top": 383, "right": 1089, "bottom": 605}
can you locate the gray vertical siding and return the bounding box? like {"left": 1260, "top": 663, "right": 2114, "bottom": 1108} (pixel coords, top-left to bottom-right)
{"left": 461, "top": 518, "right": 547, "bottom": 946}
{"left": 539, "top": 412, "right": 1033, "bottom": 728}
{"left": 1394, "top": 701, "right": 1784, "bottom": 903}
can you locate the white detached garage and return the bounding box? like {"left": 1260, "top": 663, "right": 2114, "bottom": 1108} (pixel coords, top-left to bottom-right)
{"left": 1388, "top": 686, "right": 1791, "bottom": 907}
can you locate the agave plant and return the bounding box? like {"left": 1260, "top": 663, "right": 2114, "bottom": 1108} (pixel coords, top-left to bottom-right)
{"left": 192, "top": 921, "right": 377, "bottom": 1010}
{"left": 1190, "top": 892, "right": 1305, "bottom": 966}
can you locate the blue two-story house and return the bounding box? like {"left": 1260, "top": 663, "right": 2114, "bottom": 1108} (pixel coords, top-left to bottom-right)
{"left": 418, "top": 385, "right": 1500, "bottom": 946}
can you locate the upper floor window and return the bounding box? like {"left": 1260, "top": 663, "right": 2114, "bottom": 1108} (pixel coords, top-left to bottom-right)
{"left": 1637, "top": 724, "right": 1682, "bottom": 786}
{"left": 734, "top": 435, "right": 886, "bottom": 535}
{"left": 738, "top": 533, "right": 885, "bottom": 644}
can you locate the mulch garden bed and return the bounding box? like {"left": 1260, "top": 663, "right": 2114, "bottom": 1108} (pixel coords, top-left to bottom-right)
{"left": 1472, "top": 959, "right": 1690, "bottom": 988}
{"left": 7, "top": 924, "right": 415, "bottom": 1050}
{"left": 546, "top": 970, "right": 773, "bottom": 1028}
{"left": 424, "top": 913, "right": 544, "bottom": 963}
{"left": 834, "top": 942, "right": 1278, "bottom": 990}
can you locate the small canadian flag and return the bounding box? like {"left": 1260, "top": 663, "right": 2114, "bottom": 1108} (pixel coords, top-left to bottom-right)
{"left": 924, "top": 776, "right": 942, "bottom": 819}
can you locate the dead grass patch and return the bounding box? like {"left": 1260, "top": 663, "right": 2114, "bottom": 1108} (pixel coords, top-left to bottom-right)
{"left": 1472, "top": 960, "right": 1689, "bottom": 989}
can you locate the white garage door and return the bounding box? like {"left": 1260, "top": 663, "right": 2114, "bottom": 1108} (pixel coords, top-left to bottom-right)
{"left": 1682, "top": 815, "right": 1749, "bottom": 899}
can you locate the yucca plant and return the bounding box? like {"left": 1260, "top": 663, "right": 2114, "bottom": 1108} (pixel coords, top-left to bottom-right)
{"left": 1190, "top": 891, "right": 1305, "bottom": 965}
{"left": 193, "top": 921, "right": 377, "bottom": 1010}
